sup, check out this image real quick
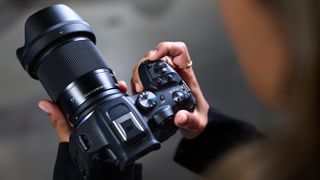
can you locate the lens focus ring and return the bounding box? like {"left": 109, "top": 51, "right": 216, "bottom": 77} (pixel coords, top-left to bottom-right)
{"left": 37, "top": 38, "right": 109, "bottom": 100}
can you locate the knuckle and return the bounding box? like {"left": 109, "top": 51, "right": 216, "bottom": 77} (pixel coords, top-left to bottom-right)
{"left": 156, "top": 42, "right": 166, "bottom": 49}
{"left": 176, "top": 41, "right": 187, "bottom": 49}
{"left": 49, "top": 115, "right": 65, "bottom": 127}
{"left": 156, "top": 41, "right": 171, "bottom": 49}
{"left": 49, "top": 118, "right": 59, "bottom": 127}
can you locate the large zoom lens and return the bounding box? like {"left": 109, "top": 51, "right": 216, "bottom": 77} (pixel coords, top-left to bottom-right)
{"left": 17, "top": 4, "right": 120, "bottom": 125}
{"left": 17, "top": 5, "right": 163, "bottom": 176}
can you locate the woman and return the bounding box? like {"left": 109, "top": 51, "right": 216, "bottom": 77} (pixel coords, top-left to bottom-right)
{"left": 38, "top": 0, "right": 319, "bottom": 179}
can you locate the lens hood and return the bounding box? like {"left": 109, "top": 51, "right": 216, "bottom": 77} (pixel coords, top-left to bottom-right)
{"left": 16, "top": 4, "right": 96, "bottom": 79}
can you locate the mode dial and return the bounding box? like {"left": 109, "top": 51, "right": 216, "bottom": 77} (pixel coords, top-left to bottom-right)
{"left": 136, "top": 91, "right": 158, "bottom": 110}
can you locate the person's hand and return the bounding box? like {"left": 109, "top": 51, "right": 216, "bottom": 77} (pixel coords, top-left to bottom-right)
{"left": 131, "top": 42, "right": 209, "bottom": 139}
{"left": 38, "top": 81, "right": 128, "bottom": 142}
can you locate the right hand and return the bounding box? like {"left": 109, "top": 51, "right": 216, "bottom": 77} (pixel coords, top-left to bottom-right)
{"left": 131, "top": 42, "right": 210, "bottom": 139}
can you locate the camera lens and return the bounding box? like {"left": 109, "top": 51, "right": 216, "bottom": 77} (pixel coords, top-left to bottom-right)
{"left": 17, "top": 4, "right": 119, "bottom": 124}
{"left": 17, "top": 5, "right": 164, "bottom": 174}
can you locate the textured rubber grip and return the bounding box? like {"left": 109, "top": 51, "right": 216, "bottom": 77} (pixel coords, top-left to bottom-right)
{"left": 36, "top": 39, "right": 109, "bottom": 100}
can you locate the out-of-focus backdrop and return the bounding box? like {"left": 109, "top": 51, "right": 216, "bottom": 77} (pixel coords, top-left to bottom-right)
{"left": 0, "top": 0, "right": 274, "bottom": 179}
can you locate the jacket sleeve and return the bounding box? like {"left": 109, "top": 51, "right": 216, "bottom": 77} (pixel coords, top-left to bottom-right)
{"left": 174, "top": 106, "right": 263, "bottom": 174}
{"left": 53, "top": 142, "right": 142, "bottom": 180}
{"left": 53, "top": 142, "right": 82, "bottom": 180}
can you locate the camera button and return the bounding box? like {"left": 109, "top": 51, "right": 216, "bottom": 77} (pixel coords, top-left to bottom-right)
{"left": 166, "top": 74, "right": 175, "bottom": 82}
{"left": 160, "top": 95, "right": 166, "bottom": 101}
{"left": 78, "top": 135, "right": 91, "bottom": 152}
{"left": 137, "top": 91, "right": 157, "bottom": 110}
{"left": 156, "top": 61, "right": 166, "bottom": 68}
{"left": 159, "top": 68, "right": 168, "bottom": 74}
{"left": 172, "top": 91, "right": 185, "bottom": 103}
{"left": 155, "top": 78, "right": 163, "bottom": 85}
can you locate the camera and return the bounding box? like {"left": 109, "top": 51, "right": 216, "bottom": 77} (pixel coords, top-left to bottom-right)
{"left": 16, "top": 4, "right": 195, "bottom": 179}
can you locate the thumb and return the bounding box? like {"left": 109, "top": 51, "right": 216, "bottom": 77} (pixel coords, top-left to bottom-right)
{"left": 38, "top": 100, "right": 72, "bottom": 142}
{"left": 174, "top": 110, "right": 206, "bottom": 139}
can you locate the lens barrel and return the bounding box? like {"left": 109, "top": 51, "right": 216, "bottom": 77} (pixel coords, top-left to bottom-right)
{"left": 36, "top": 38, "right": 111, "bottom": 100}
{"left": 17, "top": 4, "right": 96, "bottom": 78}
{"left": 16, "top": 4, "right": 119, "bottom": 121}
{"left": 16, "top": 5, "right": 164, "bottom": 176}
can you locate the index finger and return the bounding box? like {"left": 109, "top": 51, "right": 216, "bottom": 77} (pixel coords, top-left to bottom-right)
{"left": 131, "top": 58, "right": 147, "bottom": 94}
{"left": 145, "top": 42, "right": 192, "bottom": 68}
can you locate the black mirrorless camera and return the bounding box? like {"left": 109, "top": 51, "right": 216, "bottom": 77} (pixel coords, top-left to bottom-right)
{"left": 16, "top": 4, "right": 195, "bottom": 179}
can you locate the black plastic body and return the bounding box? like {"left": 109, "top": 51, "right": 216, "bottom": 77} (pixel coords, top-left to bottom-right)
{"left": 136, "top": 60, "right": 196, "bottom": 141}
{"left": 16, "top": 4, "right": 196, "bottom": 180}
{"left": 68, "top": 60, "right": 196, "bottom": 179}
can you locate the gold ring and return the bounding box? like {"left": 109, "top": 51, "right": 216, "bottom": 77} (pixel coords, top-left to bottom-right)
{"left": 175, "top": 61, "right": 193, "bottom": 69}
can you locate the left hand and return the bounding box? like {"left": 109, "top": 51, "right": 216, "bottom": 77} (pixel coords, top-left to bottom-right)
{"left": 38, "top": 81, "right": 128, "bottom": 142}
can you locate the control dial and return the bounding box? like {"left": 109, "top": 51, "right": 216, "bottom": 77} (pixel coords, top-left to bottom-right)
{"left": 172, "top": 91, "right": 185, "bottom": 103}
{"left": 136, "top": 91, "right": 158, "bottom": 110}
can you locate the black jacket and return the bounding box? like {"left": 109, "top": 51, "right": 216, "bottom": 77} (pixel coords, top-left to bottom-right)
{"left": 53, "top": 107, "right": 261, "bottom": 180}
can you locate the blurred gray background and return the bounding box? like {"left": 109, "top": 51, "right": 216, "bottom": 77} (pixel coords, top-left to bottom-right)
{"left": 0, "top": 0, "right": 273, "bottom": 179}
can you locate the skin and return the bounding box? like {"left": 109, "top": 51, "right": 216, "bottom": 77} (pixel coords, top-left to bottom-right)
{"left": 39, "top": 0, "right": 291, "bottom": 141}
{"left": 132, "top": 42, "right": 209, "bottom": 139}
{"left": 218, "top": 0, "right": 291, "bottom": 108}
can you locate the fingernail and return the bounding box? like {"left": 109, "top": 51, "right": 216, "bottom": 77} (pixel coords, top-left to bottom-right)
{"left": 134, "top": 83, "right": 142, "bottom": 92}
{"left": 38, "top": 102, "right": 50, "bottom": 114}
{"left": 118, "top": 80, "right": 125, "bottom": 84}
